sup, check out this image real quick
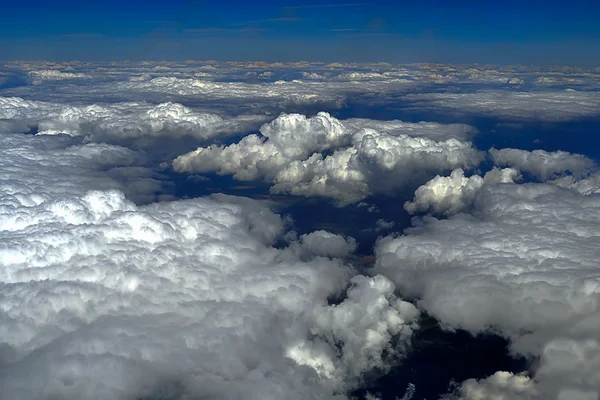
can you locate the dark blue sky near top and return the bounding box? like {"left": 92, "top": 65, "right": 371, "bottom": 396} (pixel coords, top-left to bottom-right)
{"left": 1, "top": 0, "right": 600, "bottom": 64}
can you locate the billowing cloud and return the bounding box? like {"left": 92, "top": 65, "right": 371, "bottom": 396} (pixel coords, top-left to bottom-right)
{"left": 554, "top": 170, "right": 600, "bottom": 195}
{"left": 0, "top": 131, "right": 420, "bottom": 399}
{"left": 376, "top": 180, "right": 600, "bottom": 398}
{"left": 404, "top": 167, "right": 519, "bottom": 216}
{"left": 489, "top": 148, "right": 595, "bottom": 180}
{"left": 0, "top": 96, "right": 265, "bottom": 144}
{"left": 291, "top": 230, "right": 358, "bottom": 259}
{"left": 342, "top": 118, "right": 477, "bottom": 142}
{"left": 0, "top": 132, "right": 147, "bottom": 199}
{"left": 455, "top": 371, "right": 539, "bottom": 400}
{"left": 5, "top": 59, "right": 600, "bottom": 400}
{"left": 174, "top": 112, "right": 483, "bottom": 205}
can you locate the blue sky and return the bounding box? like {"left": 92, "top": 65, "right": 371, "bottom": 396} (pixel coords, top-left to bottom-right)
{"left": 2, "top": 0, "right": 600, "bottom": 64}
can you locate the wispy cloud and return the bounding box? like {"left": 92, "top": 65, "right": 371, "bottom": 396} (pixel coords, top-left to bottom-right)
{"left": 331, "top": 28, "right": 358, "bottom": 32}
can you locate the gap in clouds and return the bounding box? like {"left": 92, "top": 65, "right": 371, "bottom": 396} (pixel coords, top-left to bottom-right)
{"left": 352, "top": 314, "right": 529, "bottom": 400}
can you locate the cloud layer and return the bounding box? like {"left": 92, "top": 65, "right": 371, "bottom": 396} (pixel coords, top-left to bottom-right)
{"left": 377, "top": 180, "right": 600, "bottom": 398}
{"left": 0, "top": 131, "right": 419, "bottom": 399}
{"left": 0, "top": 96, "right": 265, "bottom": 144}
{"left": 3, "top": 60, "right": 600, "bottom": 399}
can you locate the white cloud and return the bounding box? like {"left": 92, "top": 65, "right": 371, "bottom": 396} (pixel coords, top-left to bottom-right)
{"left": 0, "top": 131, "right": 420, "bottom": 399}
{"left": 456, "top": 371, "right": 539, "bottom": 400}
{"left": 302, "top": 72, "right": 326, "bottom": 80}
{"left": 404, "top": 167, "right": 519, "bottom": 216}
{"left": 406, "top": 90, "right": 600, "bottom": 120}
{"left": 489, "top": 148, "right": 595, "bottom": 181}
{"left": 174, "top": 112, "right": 483, "bottom": 205}
{"left": 376, "top": 181, "right": 600, "bottom": 397}
{"left": 554, "top": 170, "right": 600, "bottom": 195}
{"left": 287, "top": 274, "right": 419, "bottom": 384}
{"left": 342, "top": 118, "right": 476, "bottom": 142}
{"left": 110, "top": 76, "right": 348, "bottom": 109}
{"left": 376, "top": 219, "right": 395, "bottom": 231}
{"left": 292, "top": 230, "right": 358, "bottom": 259}
{"left": 8, "top": 59, "right": 600, "bottom": 399}
{"left": 0, "top": 96, "right": 265, "bottom": 143}
{"left": 28, "top": 69, "right": 91, "bottom": 84}
{"left": 0, "top": 132, "right": 148, "bottom": 202}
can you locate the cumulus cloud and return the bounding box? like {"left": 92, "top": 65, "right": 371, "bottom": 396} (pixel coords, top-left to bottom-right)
{"left": 376, "top": 181, "right": 600, "bottom": 398}
{"left": 342, "top": 118, "right": 476, "bottom": 142}
{"left": 489, "top": 148, "right": 595, "bottom": 181}
{"left": 553, "top": 170, "right": 600, "bottom": 195}
{"left": 0, "top": 96, "right": 265, "bottom": 144}
{"left": 455, "top": 371, "right": 539, "bottom": 400}
{"left": 302, "top": 72, "right": 326, "bottom": 80}
{"left": 8, "top": 59, "right": 600, "bottom": 399}
{"left": 0, "top": 131, "right": 420, "bottom": 399}
{"left": 404, "top": 167, "right": 519, "bottom": 216}
{"left": 290, "top": 230, "right": 358, "bottom": 259}
{"left": 174, "top": 112, "right": 483, "bottom": 205}
{"left": 0, "top": 132, "right": 153, "bottom": 201}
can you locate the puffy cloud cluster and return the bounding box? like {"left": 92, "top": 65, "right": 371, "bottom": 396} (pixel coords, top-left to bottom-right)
{"left": 404, "top": 167, "right": 519, "bottom": 216}
{"left": 456, "top": 371, "right": 539, "bottom": 400}
{"left": 0, "top": 131, "right": 420, "bottom": 399}
{"left": 174, "top": 112, "right": 483, "bottom": 204}
{"left": 376, "top": 181, "right": 600, "bottom": 398}
{"left": 489, "top": 148, "right": 595, "bottom": 180}
{"left": 0, "top": 96, "right": 264, "bottom": 145}
{"left": 342, "top": 118, "right": 477, "bottom": 142}
{"left": 7, "top": 59, "right": 600, "bottom": 399}
{"left": 554, "top": 170, "right": 600, "bottom": 195}
{"left": 405, "top": 147, "right": 596, "bottom": 216}
{"left": 0, "top": 132, "right": 147, "bottom": 199}
{"left": 290, "top": 230, "right": 358, "bottom": 259}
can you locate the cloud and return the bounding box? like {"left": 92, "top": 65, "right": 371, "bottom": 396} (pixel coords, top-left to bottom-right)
{"left": 107, "top": 76, "right": 348, "bottom": 112}
{"left": 0, "top": 96, "right": 265, "bottom": 146}
{"left": 173, "top": 112, "right": 483, "bottom": 205}
{"left": 0, "top": 131, "right": 420, "bottom": 399}
{"left": 376, "top": 180, "right": 600, "bottom": 397}
{"left": 28, "top": 69, "right": 91, "bottom": 84}
{"left": 291, "top": 230, "right": 358, "bottom": 259}
{"left": 489, "top": 148, "right": 595, "bottom": 181}
{"left": 404, "top": 167, "right": 519, "bottom": 216}
{"left": 455, "top": 371, "right": 539, "bottom": 400}
{"left": 342, "top": 118, "right": 477, "bottom": 141}
{"left": 554, "top": 170, "right": 600, "bottom": 195}
{"left": 0, "top": 132, "right": 151, "bottom": 202}
{"left": 405, "top": 90, "right": 600, "bottom": 120}
{"left": 302, "top": 71, "right": 326, "bottom": 80}
{"left": 7, "top": 59, "right": 600, "bottom": 399}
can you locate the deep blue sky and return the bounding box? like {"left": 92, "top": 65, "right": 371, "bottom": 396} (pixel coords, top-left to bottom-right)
{"left": 1, "top": 0, "right": 600, "bottom": 64}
